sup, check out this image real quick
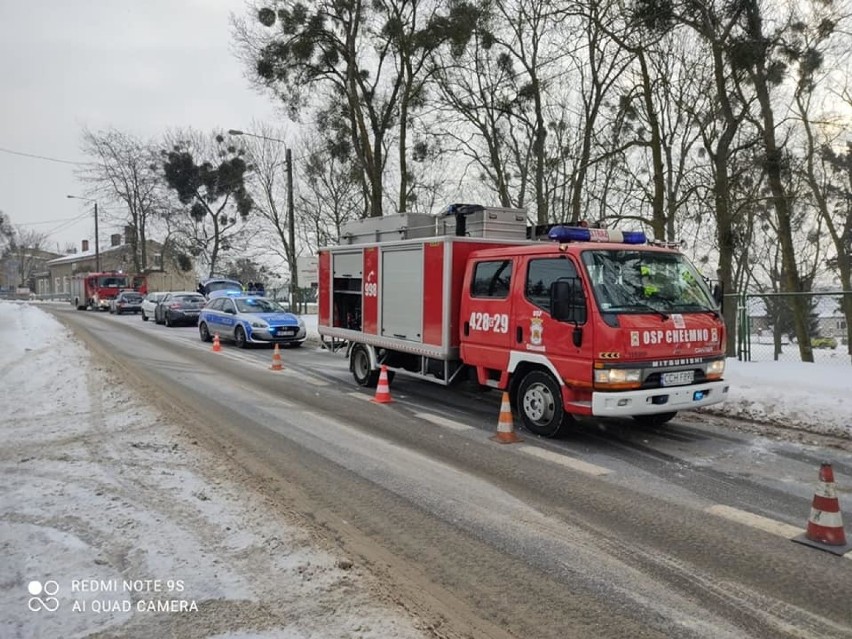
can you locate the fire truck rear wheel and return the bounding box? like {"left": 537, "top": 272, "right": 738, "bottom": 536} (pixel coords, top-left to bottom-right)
{"left": 517, "top": 370, "right": 568, "bottom": 438}
{"left": 351, "top": 345, "right": 379, "bottom": 388}
{"left": 632, "top": 412, "right": 677, "bottom": 427}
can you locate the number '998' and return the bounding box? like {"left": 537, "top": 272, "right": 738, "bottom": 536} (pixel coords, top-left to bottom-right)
{"left": 469, "top": 312, "right": 509, "bottom": 333}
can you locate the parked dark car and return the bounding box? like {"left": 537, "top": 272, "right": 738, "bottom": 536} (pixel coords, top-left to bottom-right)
{"left": 155, "top": 292, "right": 207, "bottom": 326}
{"left": 109, "top": 290, "right": 144, "bottom": 315}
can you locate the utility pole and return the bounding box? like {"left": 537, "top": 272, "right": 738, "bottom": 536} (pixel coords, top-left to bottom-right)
{"left": 67, "top": 195, "right": 99, "bottom": 271}
{"left": 94, "top": 201, "right": 100, "bottom": 272}
{"left": 286, "top": 148, "right": 298, "bottom": 312}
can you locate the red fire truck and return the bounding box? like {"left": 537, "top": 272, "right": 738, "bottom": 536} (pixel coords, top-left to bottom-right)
{"left": 70, "top": 271, "right": 148, "bottom": 311}
{"left": 318, "top": 205, "right": 728, "bottom": 437}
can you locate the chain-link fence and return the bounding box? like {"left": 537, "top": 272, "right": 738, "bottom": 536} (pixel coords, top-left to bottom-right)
{"left": 727, "top": 291, "right": 851, "bottom": 366}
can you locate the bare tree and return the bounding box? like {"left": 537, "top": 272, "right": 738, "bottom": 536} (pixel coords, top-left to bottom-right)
{"left": 0, "top": 211, "right": 13, "bottom": 254}
{"left": 80, "top": 127, "right": 162, "bottom": 272}
{"left": 234, "top": 0, "right": 482, "bottom": 218}
{"left": 790, "top": 0, "right": 852, "bottom": 361}
{"left": 239, "top": 123, "right": 297, "bottom": 281}
{"left": 5, "top": 227, "right": 50, "bottom": 288}
{"left": 296, "top": 135, "right": 363, "bottom": 252}
{"left": 160, "top": 130, "right": 254, "bottom": 277}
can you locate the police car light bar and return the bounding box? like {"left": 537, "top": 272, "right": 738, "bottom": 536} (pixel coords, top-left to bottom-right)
{"left": 547, "top": 225, "right": 646, "bottom": 244}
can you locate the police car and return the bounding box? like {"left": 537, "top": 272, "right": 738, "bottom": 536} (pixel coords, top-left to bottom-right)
{"left": 198, "top": 294, "right": 306, "bottom": 348}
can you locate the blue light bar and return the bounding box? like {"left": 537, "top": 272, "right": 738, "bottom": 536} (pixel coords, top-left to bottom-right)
{"left": 622, "top": 231, "right": 647, "bottom": 244}
{"left": 548, "top": 226, "right": 590, "bottom": 242}
{"left": 547, "top": 226, "right": 647, "bottom": 245}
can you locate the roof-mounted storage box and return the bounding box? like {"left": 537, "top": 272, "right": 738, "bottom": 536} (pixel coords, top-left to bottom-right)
{"left": 339, "top": 214, "right": 438, "bottom": 245}
{"left": 439, "top": 206, "right": 527, "bottom": 240}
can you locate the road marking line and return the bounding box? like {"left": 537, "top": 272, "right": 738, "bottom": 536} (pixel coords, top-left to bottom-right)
{"left": 347, "top": 392, "right": 373, "bottom": 401}
{"left": 517, "top": 445, "right": 611, "bottom": 476}
{"left": 303, "top": 377, "right": 328, "bottom": 386}
{"left": 413, "top": 412, "right": 474, "bottom": 431}
{"left": 705, "top": 505, "right": 802, "bottom": 539}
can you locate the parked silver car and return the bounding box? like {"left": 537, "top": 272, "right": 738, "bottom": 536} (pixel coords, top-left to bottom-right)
{"left": 140, "top": 292, "right": 167, "bottom": 322}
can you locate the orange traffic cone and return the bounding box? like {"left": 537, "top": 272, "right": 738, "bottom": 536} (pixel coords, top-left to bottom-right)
{"left": 372, "top": 365, "right": 393, "bottom": 404}
{"left": 270, "top": 344, "right": 284, "bottom": 371}
{"left": 212, "top": 333, "right": 222, "bottom": 352}
{"left": 490, "top": 392, "right": 522, "bottom": 444}
{"left": 793, "top": 463, "right": 852, "bottom": 555}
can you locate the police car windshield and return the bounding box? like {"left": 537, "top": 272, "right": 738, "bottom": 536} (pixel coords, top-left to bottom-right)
{"left": 235, "top": 298, "right": 284, "bottom": 313}
{"left": 581, "top": 250, "right": 715, "bottom": 313}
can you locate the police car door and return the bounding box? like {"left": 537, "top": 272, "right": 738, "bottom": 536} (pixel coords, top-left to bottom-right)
{"left": 220, "top": 298, "right": 239, "bottom": 338}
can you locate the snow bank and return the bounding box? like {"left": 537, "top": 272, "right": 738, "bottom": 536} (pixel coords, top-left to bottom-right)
{"left": 704, "top": 358, "right": 852, "bottom": 438}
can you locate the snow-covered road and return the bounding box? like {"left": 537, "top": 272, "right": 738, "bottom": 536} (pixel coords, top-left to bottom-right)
{"left": 0, "top": 302, "right": 428, "bottom": 639}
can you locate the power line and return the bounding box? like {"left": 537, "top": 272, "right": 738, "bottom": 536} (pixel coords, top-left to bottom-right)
{"left": 46, "top": 211, "right": 92, "bottom": 236}
{"left": 0, "top": 145, "right": 86, "bottom": 166}
{"left": 17, "top": 215, "right": 89, "bottom": 226}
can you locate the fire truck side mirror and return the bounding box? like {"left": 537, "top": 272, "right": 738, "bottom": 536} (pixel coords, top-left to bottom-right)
{"left": 712, "top": 281, "right": 724, "bottom": 310}
{"left": 551, "top": 278, "right": 587, "bottom": 338}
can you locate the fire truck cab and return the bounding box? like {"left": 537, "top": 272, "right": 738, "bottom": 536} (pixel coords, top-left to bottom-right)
{"left": 318, "top": 205, "right": 728, "bottom": 437}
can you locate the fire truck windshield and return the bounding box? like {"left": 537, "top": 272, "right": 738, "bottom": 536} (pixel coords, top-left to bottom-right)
{"left": 97, "top": 275, "right": 129, "bottom": 288}
{"left": 581, "top": 250, "right": 716, "bottom": 314}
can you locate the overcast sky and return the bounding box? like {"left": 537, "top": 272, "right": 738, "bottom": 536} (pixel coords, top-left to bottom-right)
{"left": 0, "top": 0, "right": 279, "bottom": 254}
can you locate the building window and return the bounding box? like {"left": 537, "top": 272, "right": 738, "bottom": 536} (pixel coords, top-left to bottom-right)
{"left": 151, "top": 253, "right": 163, "bottom": 269}
{"left": 839, "top": 320, "right": 847, "bottom": 331}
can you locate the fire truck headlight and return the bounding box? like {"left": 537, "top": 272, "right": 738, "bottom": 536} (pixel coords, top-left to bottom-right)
{"left": 594, "top": 368, "right": 641, "bottom": 385}
{"left": 706, "top": 359, "right": 725, "bottom": 379}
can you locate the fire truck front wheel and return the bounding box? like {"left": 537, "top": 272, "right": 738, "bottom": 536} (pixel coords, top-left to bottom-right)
{"left": 351, "top": 345, "right": 379, "bottom": 388}
{"left": 516, "top": 370, "right": 570, "bottom": 438}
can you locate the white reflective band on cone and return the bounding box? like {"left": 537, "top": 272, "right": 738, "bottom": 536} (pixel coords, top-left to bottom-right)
{"left": 814, "top": 483, "right": 838, "bottom": 499}
{"left": 809, "top": 509, "right": 844, "bottom": 528}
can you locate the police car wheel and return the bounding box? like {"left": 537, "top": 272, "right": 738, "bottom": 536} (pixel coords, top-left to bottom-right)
{"left": 199, "top": 322, "right": 211, "bottom": 342}
{"left": 517, "top": 370, "right": 569, "bottom": 438}
{"left": 632, "top": 412, "right": 677, "bottom": 427}
{"left": 234, "top": 326, "right": 248, "bottom": 348}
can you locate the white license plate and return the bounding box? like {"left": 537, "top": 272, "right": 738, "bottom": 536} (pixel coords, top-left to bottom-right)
{"left": 661, "top": 371, "right": 694, "bottom": 386}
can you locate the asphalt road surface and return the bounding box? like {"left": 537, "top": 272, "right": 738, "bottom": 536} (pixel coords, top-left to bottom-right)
{"left": 50, "top": 305, "right": 852, "bottom": 639}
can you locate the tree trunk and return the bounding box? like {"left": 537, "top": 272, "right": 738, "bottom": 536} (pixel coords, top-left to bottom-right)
{"left": 638, "top": 52, "right": 666, "bottom": 240}
{"left": 532, "top": 77, "right": 548, "bottom": 225}
{"left": 745, "top": 51, "right": 813, "bottom": 359}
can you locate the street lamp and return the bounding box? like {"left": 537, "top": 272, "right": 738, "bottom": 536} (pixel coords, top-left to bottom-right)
{"left": 229, "top": 129, "right": 298, "bottom": 311}
{"left": 67, "top": 195, "right": 99, "bottom": 272}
